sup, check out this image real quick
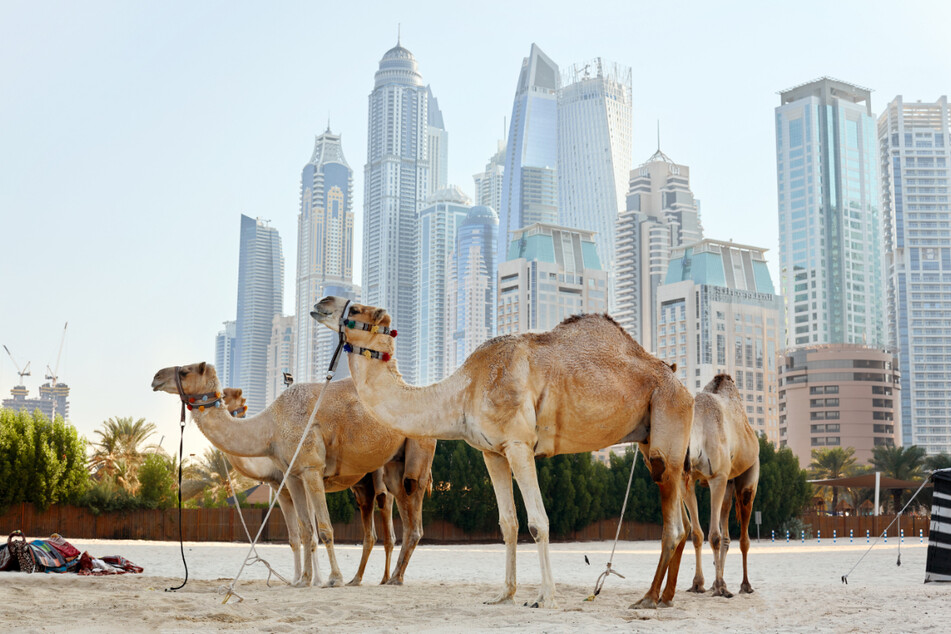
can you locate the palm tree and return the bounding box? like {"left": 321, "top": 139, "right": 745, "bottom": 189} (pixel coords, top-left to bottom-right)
{"left": 183, "top": 448, "right": 254, "bottom": 505}
{"left": 871, "top": 444, "right": 926, "bottom": 513}
{"left": 924, "top": 453, "right": 951, "bottom": 472}
{"left": 809, "top": 447, "right": 857, "bottom": 515}
{"left": 88, "top": 417, "right": 160, "bottom": 493}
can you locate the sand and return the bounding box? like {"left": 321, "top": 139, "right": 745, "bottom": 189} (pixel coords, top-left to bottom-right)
{"left": 1, "top": 536, "right": 948, "bottom": 632}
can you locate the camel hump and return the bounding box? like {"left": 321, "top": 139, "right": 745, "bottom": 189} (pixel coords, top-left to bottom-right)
{"left": 704, "top": 373, "right": 736, "bottom": 394}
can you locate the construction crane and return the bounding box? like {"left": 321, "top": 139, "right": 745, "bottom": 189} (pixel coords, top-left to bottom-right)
{"left": 45, "top": 322, "right": 68, "bottom": 419}
{"left": 3, "top": 345, "right": 31, "bottom": 384}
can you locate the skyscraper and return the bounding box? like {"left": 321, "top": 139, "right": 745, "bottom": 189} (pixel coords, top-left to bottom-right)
{"left": 294, "top": 128, "right": 359, "bottom": 383}
{"left": 266, "top": 314, "right": 295, "bottom": 407}
{"left": 658, "top": 239, "right": 783, "bottom": 440}
{"left": 775, "top": 78, "right": 885, "bottom": 349}
{"left": 558, "top": 58, "right": 632, "bottom": 311}
{"left": 879, "top": 95, "right": 951, "bottom": 453}
{"left": 214, "top": 320, "right": 236, "bottom": 388}
{"left": 235, "top": 214, "right": 284, "bottom": 415}
{"left": 497, "top": 44, "right": 559, "bottom": 268}
{"left": 615, "top": 147, "right": 702, "bottom": 350}
{"left": 418, "top": 186, "right": 471, "bottom": 384}
{"left": 364, "top": 40, "right": 447, "bottom": 384}
{"left": 473, "top": 139, "right": 505, "bottom": 214}
{"left": 450, "top": 205, "right": 498, "bottom": 372}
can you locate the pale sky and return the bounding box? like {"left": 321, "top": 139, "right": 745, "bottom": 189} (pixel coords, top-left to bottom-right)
{"left": 1, "top": 0, "right": 949, "bottom": 455}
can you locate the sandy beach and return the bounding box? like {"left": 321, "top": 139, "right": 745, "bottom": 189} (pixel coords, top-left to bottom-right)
{"left": 1, "top": 536, "right": 948, "bottom": 632}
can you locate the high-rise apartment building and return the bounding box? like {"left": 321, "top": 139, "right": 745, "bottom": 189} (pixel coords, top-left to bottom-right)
{"left": 418, "top": 186, "right": 471, "bottom": 384}
{"left": 450, "top": 205, "right": 498, "bottom": 372}
{"left": 558, "top": 58, "right": 632, "bottom": 311}
{"left": 364, "top": 40, "right": 447, "bottom": 384}
{"left": 214, "top": 320, "right": 237, "bottom": 388}
{"left": 266, "top": 315, "right": 295, "bottom": 407}
{"left": 657, "top": 239, "right": 783, "bottom": 440}
{"left": 235, "top": 214, "right": 284, "bottom": 416}
{"left": 497, "top": 44, "right": 560, "bottom": 268}
{"left": 775, "top": 78, "right": 885, "bottom": 349}
{"left": 498, "top": 223, "right": 607, "bottom": 336}
{"left": 473, "top": 139, "right": 505, "bottom": 214}
{"left": 294, "top": 128, "right": 359, "bottom": 383}
{"left": 879, "top": 95, "right": 951, "bottom": 452}
{"left": 615, "top": 148, "right": 702, "bottom": 350}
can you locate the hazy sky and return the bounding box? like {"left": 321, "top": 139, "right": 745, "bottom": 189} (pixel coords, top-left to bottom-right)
{"left": 1, "top": 0, "right": 949, "bottom": 455}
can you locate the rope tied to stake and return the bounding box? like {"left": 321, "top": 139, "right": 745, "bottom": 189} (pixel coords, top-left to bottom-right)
{"left": 585, "top": 446, "right": 638, "bottom": 601}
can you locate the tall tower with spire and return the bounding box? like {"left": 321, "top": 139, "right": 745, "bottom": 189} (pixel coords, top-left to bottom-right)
{"left": 364, "top": 39, "right": 447, "bottom": 384}
{"left": 294, "top": 127, "right": 359, "bottom": 383}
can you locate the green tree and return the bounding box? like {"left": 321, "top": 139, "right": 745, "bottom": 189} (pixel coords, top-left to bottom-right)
{"left": 809, "top": 447, "right": 857, "bottom": 514}
{"left": 924, "top": 453, "right": 951, "bottom": 472}
{"left": 757, "top": 435, "right": 811, "bottom": 532}
{"left": 183, "top": 448, "right": 255, "bottom": 506}
{"left": 137, "top": 453, "right": 177, "bottom": 509}
{"left": 88, "top": 416, "right": 160, "bottom": 493}
{"left": 426, "top": 440, "right": 498, "bottom": 533}
{"left": 871, "top": 444, "right": 926, "bottom": 513}
{"left": 0, "top": 408, "right": 89, "bottom": 510}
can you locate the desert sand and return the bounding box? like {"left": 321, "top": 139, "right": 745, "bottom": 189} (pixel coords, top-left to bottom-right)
{"left": 1, "top": 536, "right": 948, "bottom": 632}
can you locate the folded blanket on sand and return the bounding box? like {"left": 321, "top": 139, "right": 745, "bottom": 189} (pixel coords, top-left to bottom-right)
{"left": 1, "top": 533, "right": 143, "bottom": 575}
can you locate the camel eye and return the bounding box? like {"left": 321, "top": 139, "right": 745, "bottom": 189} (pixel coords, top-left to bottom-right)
{"left": 179, "top": 369, "right": 187, "bottom": 378}
{"left": 348, "top": 306, "right": 358, "bottom": 316}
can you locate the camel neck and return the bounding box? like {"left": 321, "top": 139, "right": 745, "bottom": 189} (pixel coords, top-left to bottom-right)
{"left": 191, "top": 407, "right": 274, "bottom": 458}
{"left": 347, "top": 354, "right": 468, "bottom": 441}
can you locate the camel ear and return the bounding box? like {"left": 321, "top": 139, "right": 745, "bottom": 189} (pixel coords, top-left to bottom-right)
{"left": 372, "top": 308, "right": 388, "bottom": 323}
{"left": 198, "top": 361, "right": 206, "bottom": 375}
{"left": 669, "top": 362, "right": 677, "bottom": 373}
{"left": 234, "top": 388, "right": 242, "bottom": 398}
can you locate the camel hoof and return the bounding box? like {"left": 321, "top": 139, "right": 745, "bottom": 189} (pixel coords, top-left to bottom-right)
{"left": 323, "top": 575, "right": 344, "bottom": 588}
{"left": 384, "top": 577, "right": 403, "bottom": 586}
{"left": 712, "top": 587, "right": 733, "bottom": 598}
{"left": 630, "top": 596, "right": 658, "bottom": 610}
{"left": 687, "top": 582, "right": 705, "bottom": 593}
{"left": 658, "top": 599, "right": 674, "bottom": 608}
{"left": 484, "top": 592, "right": 515, "bottom": 606}
{"left": 523, "top": 595, "right": 556, "bottom": 609}
{"left": 739, "top": 583, "right": 754, "bottom": 594}
{"left": 345, "top": 577, "right": 362, "bottom": 587}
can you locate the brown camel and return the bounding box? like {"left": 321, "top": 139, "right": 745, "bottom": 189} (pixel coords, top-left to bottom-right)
{"left": 221, "top": 387, "right": 435, "bottom": 587}
{"left": 151, "top": 365, "right": 434, "bottom": 587}
{"left": 683, "top": 374, "right": 759, "bottom": 597}
{"left": 311, "top": 296, "right": 694, "bottom": 609}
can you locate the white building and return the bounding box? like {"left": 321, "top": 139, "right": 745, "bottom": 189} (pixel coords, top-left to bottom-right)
{"left": 615, "top": 148, "right": 702, "bottom": 351}
{"left": 214, "top": 320, "right": 236, "bottom": 388}
{"left": 265, "top": 315, "right": 295, "bottom": 407}
{"left": 418, "top": 186, "right": 471, "bottom": 384}
{"left": 657, "top": 239, "right": 783, "bottom": 441}
{"left": 473, "top": 139, "right": 505, "bottom": 216}
{"left": 878, "top": 95, "right": 951, "bottom": 453}
{"left": 498, "top": 223, "right": 607, "bottom": 336}
{"left": 449, "top": 205, "right": 498, "bottom": 372}
{"left": 558, "top": 58, "right": 632, "bottom": 312}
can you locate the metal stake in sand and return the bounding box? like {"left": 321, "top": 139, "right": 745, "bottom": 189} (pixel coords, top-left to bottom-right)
{"left": 221, "top": 300, "right": 352, "bottom": 604}
{"left": 585, "top": 447, "right": 638, "bottom": 601}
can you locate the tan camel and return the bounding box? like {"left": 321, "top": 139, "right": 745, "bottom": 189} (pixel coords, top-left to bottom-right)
{"left": 683, "top": 374, "right": 759, "bottom": 597}
{"left": 311, "top": 296, "right": 694, "bottom": 609}
{"left": 151, "top": 365, "right": 433, "bottom": 587}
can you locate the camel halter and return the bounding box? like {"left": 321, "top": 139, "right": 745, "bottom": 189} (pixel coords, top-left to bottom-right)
{"left": 339, "top": 307, "right": 398, "bottom": 362}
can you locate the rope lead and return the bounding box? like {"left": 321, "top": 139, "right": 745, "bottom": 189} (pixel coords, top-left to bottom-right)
{"left": 585, "top": 447, "right": 639, "bottom": 601}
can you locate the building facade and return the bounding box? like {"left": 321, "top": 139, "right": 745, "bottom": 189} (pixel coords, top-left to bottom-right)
{"left": 364, "top": 41, "right": 447, "bottom": 384}
{"left": 3, "top": 383, "right": 69, "bottom": 421}
{"left": 294, "top": 128, "right": 359, "bottom": 384}
{"left": 878, "top": 95, "right": 951, "bottom": 453}
{"left": 214, "top": 320, "right": 237, "bottom": 388}
{"left": 778, "top": 344, "right": 901, "bottom": 467}
{"left": 658, "top": 239, "right": 783, "bottom": 440}
{"left": 497, "top": 44, "right": 560, "bottom": 268}
{"left": 473, "top": 139, "right": 505, "bottom": 215}
{"left": 449, "top": 205, "right": 498, "bottom": 372}
{"left": 775, "top": 77, "right": 885, "bottom": 349}
{"left": 418, "top": 186, "right": 471, "bottom": 384}
{"left": 266, "top": 315, "right": 295, "bottom": 407}
{"left": 615, "top": 148, "right": 702, "bottom": 350}
{"left": 235, "top": 214, "right": 284, "bottom": 416}
{"left": 497, "top": 223, "right": 607, "bottom": 336}
{"left": 558, "top": 58, "right": 632, "bottom": 311}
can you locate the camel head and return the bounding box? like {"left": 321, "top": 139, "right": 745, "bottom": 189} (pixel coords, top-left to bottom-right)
{"left": 151, "top": 362, "right": 221, "bottom": 400}
{"left": 311, "top": 296, "right": 396, "bottom": 357}
{"left": 703, "top": 373, "right": 737, "bottom": 395}
{"left": 223, "top": 388, "right": 248, "bottom": 417}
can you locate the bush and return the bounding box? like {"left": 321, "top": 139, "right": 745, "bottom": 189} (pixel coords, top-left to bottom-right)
{"left": 137, "top": 453, "right": 177, "bottom": 509}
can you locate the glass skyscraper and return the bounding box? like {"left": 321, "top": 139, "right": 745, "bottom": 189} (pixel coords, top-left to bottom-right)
{"left": 294, "top": 128, "right": 358, "bottom": 383}
{"left": 558, "top": 58, "right": 632, "bottom": 311}
{"left": 497, "top": 44, "right": 559, "bottom": 269}
{"left": 879, "top": 95, "right": 951, "bottom": 452}
{"left": 235, "top": 214, "right": 284, "bottom": 415}
{"left": 214, "top": 320, "right": 236, "bottom": 388}
{"left": 450, "top": 205, "right": 497, "bottom": 372}
{"left": 775, "top": 78, "right": 885, "bottom": 349}
{"left": 364, "top": 41, "right": 447, "bottom": 384}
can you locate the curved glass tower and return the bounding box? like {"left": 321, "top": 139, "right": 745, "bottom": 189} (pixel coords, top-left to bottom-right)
{"left": 451, "top": 204, "right": 498, "bottom": 372}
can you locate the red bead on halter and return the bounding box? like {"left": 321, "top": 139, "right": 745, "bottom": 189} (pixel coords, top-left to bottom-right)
{"left": 390, "top": 330, "right": 398, "bottom": 338}
{"left": 381, "top": 352, "right": 391, "bottom": 362}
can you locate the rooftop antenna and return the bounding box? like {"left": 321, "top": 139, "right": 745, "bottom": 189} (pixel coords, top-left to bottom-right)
{"left": 657, "top": 120, "right": 661, "bottom": 152}
{"left": 397, "top": 23, "right": 401, "bottom": 46}
{"left": 326, "top": 113, "right": 331, "bottom": 134}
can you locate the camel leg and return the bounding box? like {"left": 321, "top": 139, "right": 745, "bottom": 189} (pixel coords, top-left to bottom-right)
{"left": 658, "top": 500, "right": 691, "bottom": 606}
{"left": 386, "top": 483, "right": 423, "bottom": 585}
{"left": 482, "top": 451, "right": 518, "bottom": 605}
{"left": 712, "top": 479, "right": 735, "bottom": 598}
{"left": 273, "top": 484, "right": 303, "bottom": 585}
{"left": 347, "top": 479, "right": 375, "bottom": 586}
{"left": 735, "top": 466, "right": 758, "bottom": 594}
{"left": 631, "top": 456, "right": 687, "bottom": 609}
{"left": 378, "top": 491, "right": 396, "bottom": 584}
{"left": 286, "top": 476, "right": 319, "bottom": 587}
{"left": 506, "top": 442, "right": 556, "bottom": 609}
{"left": 683, "top": 477, "right": 706, "bottom": 593}
{"left": 301, "top": 470, "right": 344, "bottom": 587}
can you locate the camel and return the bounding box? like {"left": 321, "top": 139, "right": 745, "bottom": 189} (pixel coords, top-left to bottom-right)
{"left": 151, "top": 365, "right": 434, "bottom": 587}
{"left": 682, "top": 374, "right": 759, "bottom": 597}
{"left": 311, "top": 296, "right": 695, "bottom": 609}
{"left": 221, "top": 387, "right": 435, "bottom": 586}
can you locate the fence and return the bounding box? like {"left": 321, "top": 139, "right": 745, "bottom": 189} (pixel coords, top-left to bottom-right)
{"left": 798, "top": 513, "right": 930, "bottom": 540}
{"left": 0, "top": 504, "right": 663, "bottom": 544}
